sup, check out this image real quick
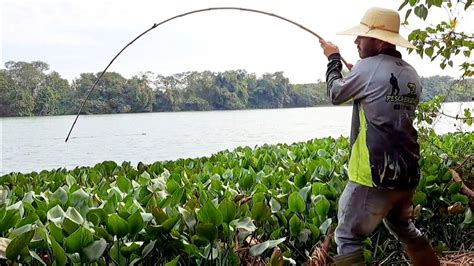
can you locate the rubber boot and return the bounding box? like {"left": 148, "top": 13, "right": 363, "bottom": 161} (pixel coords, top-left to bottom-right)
{"left": 405, "top": 235, "right": 440, "bottom": 266}
{"left": 333, "top": 249, "right": 365, "bottom": 266}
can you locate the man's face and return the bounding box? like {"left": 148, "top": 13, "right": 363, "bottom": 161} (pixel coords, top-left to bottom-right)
{"left": 354, "top": 36, "right": 382, "bottom": 58}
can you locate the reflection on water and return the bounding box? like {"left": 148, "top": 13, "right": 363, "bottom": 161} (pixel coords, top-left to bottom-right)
{"left": 1, "top": 102, "right": 472, "bottom": 174}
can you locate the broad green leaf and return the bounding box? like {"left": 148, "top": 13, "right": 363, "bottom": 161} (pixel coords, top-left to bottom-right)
{"left": 152, "top": 207, "right": 168, "bottom": 224}
{"left": 450, "top": 194, "right": 469, "bottom": 205}
{"left": 249, "top": 237, "right": 286, "bottom": 256}
{"left": 0, "top": 209, "right": 20, "bottom": 234}
{"left": 15, "top": 215, "right": 38, "bottom": 234}
{"left": 251, "top": 202, "right": 270, "bottom": 222}
{"left": 50, "top": 187, "right": 68, "bottom": 205}
{"left": 50, "top": 237, "right": 67, "bottom": 266}
{"left": 47, "top": 205, "right": 66, "bottom": 225}
{"left": 448, "top": 182, "right": 462, "bottom": 195}
{"left": 169, "top": 188, "right": 184, "bottom": 207}
{"left": 87, "top": 208, "right": 108, "bottom": 225}
{"left": 6, "top": 229, "right": 35, "bottom": 260}
{"left": 166, "top": 179, "right": 180, "bottom": 194}
{"left": 425, "top": 46, "right": 434, "bottom": 58}
{"left": 240, "top": 174, "right": 255, "bottom": 190}
{"left": 294, "top": 174, "right": 307, "bottom": 189}
{"left": 69, "top": 188, "right": 89, "bottom": 206}
{"left": 412, "top": 191, "right": 428, "bottom": 206}
{"left": 48, "top": 223, "right": 64, "bottom": 243}
{"left": 65, "top": 174, "right": 76, "bottom": 187}
{"left": 289, "top": 215, "right": 303, "bottom": 237}
{"left": 63, "top": 217, "right": 80, "bottom": 236}
{"left": 197, "top": 201, "right": 223, "bottom": 226}
{"left": 117, "top": 175, "right": 132, "bottom": 192}
{"left": 253, "top": 192, "right": 265, "bottom": 203}
{"left": 308, "top": 223, "right": 320, "bottom": 240}
{"left": 161, "top": 216, "right": 181, "bottom": 232}
{"left": 315, "top": 196, "right": 330, "bottom": 217}
{"left": 218, "top": 199, "right": 236, "bottom": 224}
{"left": 8, "top": 224, "right": 37, "bottom": 239}
{"left": 196, "top": 223, "right": 217, "bottom": 242}
{"left": 288, "top": 192, "right": 305, "bottom": 213}
{"left": 233, "top": 217, "right": 256, "bottom": 232}
{"left": 65, "top": 207, "right": 84, "bottom": 225}
{"left": 7, "top": 201, "right": 24, "bottom": 217}
{"left": 94, "top": 226, "right": 113, "bottom": 242}
{"left": 107, "top": 213, "right": 129, "bottom": 238}
{"left": 151, "top": 207, "right": 168, "bottom": 224}
{"left": 64, "top": 227, "right": 94, "bottom": 253}
{"left": 128, "top": 210, "right": 144, "bottom": 235}
{"left": 270, "top": 197, "right": 281, "bottom": 213}
{"left": 83, "top": 238, "right": 107, "bottom": 262}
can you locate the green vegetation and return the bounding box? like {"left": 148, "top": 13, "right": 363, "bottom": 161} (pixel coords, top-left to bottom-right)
{"left": 1, "top": 60, "right": 472, "bottom": 117}
{"left": 398, "top": 0, "right": 474, "bottom": 77}
{"left": 0, "top": 113, "right": 472, "bottom": 264}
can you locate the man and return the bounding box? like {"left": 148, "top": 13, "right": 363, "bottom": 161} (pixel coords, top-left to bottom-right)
{"left": 319, "top": 7, "right": 440, "bottom": 266}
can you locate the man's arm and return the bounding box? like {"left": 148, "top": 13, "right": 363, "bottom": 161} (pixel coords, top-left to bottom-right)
{"left": 326, "top": 53, "right": 343, "bottom": 96}
{"left": 320, "top": 40, "right": 368, "bottom": 105}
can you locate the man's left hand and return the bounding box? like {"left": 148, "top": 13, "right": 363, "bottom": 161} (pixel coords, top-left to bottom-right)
{"left": 320, "top": 39, "right": 340, "bottom": 58}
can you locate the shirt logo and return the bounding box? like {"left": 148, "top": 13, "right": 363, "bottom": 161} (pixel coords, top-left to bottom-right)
{"left": 386, "top": 73, "right": 417, "bottom": 110}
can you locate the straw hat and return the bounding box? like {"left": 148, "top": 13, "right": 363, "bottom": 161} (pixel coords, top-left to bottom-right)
{"left": 338, "top": 7, "right": 415, "bottom": 49}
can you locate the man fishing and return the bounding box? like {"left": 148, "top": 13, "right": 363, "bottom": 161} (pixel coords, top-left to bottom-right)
{"left": 319, "top": 7, "right": 440, "bottom": 266}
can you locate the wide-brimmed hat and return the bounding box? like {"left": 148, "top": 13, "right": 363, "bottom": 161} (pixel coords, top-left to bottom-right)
{"left": 337, "top": 7, "right": 415, "bottom": 49}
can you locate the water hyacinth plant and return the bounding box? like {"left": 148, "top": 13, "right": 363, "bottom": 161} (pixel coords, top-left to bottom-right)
{"left": 0, "top": 126, "right": 472, "bottom": 265}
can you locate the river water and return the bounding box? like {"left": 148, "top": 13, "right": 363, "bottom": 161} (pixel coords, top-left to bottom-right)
{"left": 1, "top": 102, "right": 472, "bottom": 175}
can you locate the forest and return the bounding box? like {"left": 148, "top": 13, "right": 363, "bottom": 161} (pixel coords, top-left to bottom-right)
{"left": 0, "top": 60, "right": 472, "bottom": 117}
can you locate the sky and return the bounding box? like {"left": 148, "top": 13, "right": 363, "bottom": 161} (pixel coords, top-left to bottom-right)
{"left": 2, "top": 0, "right": 473, "bottom": 84}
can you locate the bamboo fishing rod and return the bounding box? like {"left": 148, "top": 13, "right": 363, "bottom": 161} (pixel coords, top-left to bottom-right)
{"left": 65, "top": 7, "right": 352, "bottom": 142}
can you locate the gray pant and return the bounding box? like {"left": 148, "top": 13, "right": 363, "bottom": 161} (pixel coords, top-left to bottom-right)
{"left": 335, "top": 181, "right": 423, "bottom": 255}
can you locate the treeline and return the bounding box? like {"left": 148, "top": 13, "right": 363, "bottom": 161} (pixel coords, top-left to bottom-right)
{"left": 0, "top": 61, "right": 472, "bottom": 117}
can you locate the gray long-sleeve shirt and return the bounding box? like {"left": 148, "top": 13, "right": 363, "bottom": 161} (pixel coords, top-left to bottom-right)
{"left": 326, "top": 50, "right": 421, "bottom": 189}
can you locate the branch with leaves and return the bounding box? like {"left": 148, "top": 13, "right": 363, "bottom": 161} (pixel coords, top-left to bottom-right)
{"left": 398, "top": 0, "right": 473, "bottom": 77}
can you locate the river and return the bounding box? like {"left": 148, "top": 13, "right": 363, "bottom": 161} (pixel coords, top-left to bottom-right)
{"left": 1, "top": 102, "right": 472, "bottom": 175}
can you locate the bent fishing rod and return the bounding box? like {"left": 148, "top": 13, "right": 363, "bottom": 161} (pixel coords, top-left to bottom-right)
{"left": 65, "top": 7, "right": 352, "bottom": 142}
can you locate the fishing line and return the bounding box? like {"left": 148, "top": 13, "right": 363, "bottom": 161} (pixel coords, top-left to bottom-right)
{"left": 65, "top": 7, "right": 352, "bottom": 142}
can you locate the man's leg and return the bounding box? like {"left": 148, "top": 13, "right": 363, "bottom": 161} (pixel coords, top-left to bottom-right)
{"left": 334, "top": 182, "right": 391, "bottom": 264}
{"left": 383, "top": 189, "right": 440, "bottom": 266}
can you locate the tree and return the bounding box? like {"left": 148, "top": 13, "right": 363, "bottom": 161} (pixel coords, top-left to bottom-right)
{"left": 124, "top": 75, "right": 155, "bottom": 112}
{"left": 249, "top": 72, "right": 291, "bottom": 108}
{"left": 3, "top": 61, "right": 51, "bottom": 116}
{"left": 420, "top": 75, "right": 453, "bottom": 101}
{"left": 33, "top": 71, "right": 71, "bottom": 115}
{"left": 72, "top": 72, "right": 127, "bottom": 114}
{"left": 398, "top": 0, "right": 473, "bottom": 77}
{"left": 0, "top": 70, "right": 15, "bottom": 116}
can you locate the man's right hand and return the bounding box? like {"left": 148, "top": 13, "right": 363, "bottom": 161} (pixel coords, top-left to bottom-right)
{"left": 319, "top": 39, "right": 340, "bottom": 58}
